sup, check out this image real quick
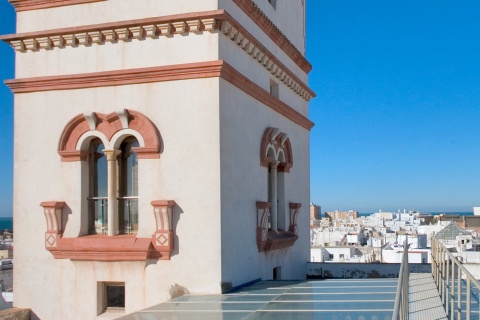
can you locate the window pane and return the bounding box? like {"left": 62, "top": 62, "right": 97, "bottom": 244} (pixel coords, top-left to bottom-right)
{"left": 118, "top": 138, "right": 139, "bottom": 234}
{"left": 88, "top": 139, "right": 108, "bottom": 234}
{"left": 106, "top": 285, "right": 125, "bottom": 309}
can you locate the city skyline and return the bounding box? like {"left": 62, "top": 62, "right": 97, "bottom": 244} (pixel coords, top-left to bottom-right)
{"left": 0, "top": 0, "right": 479, "bottom": 216}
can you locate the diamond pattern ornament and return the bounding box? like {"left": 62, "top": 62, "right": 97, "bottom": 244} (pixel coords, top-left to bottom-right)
{"left": 156, "top": 234, "right": 169, "bottom": 246}
{"left": 46, "top": 234, "right": 57, "bottom": 247}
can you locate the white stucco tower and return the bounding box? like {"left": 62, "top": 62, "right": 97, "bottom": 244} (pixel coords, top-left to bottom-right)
{"left": 1, "top": 0, "right": 315, "bottom": 318}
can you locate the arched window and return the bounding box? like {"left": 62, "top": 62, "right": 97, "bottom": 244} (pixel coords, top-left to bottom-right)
{"left": 260, "top": 128, "right": 293, "bottom": 232}
{"left": 118, "top": 137, "right": 139, "bottom": 234}
{"left": 88, "top": 138, "right": 108, "bottom": 234}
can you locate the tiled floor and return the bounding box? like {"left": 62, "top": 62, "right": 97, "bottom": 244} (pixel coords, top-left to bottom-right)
{"left": 119, "top": 279, "right": 398, "bottom": 320}
{"left": 408, "top": 273, "right": 447, "bottom": 320}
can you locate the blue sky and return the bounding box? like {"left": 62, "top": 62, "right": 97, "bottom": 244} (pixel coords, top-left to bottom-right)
{"left": 0, "top": 1, "right": 479, "bottom": 216}
{"left": 307, "top": 1, "right": 480, "bottom": 213}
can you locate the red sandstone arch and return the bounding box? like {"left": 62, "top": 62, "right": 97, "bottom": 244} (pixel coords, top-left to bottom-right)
{"left": 259, "top": 127, "right": 293, "bottom": 173}
{"left": 57, "top": 109, "right": 161, "bottom": 161}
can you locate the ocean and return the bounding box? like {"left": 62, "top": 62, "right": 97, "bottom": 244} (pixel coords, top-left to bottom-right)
{"left": 358, "top": 212, "right": 474, "bottom": 217}
{"left": 0, "top": 217, "right": 13, "bottom": 231}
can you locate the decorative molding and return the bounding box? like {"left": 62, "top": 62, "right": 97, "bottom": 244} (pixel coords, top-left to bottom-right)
{"left": 49, "top": 235, "right": 164, "bottom": 261}
{"left": 219, "top": 62, "right": 314, "bottom": 129}
{"left": 5, "top": 62, "right": 225, "bottom": 94}
{"left": 256, "top": 201, "right": 271, "bottom": 251}
{"left": 151, "top": 200, "right": 176, "bottom": 260}
{"left": 218, "top": 18, "right": 314, "bottom": 100}
{"left": 255, "top": 201, "right": 298, "bottom": 252}
{"left": 232, "top": 0, "right": 312, "bottom": 73}
{"left": 58, "top": 109, "right": 162, "bottom": 161}
{"left": 6, "top": 61, "right": 315, "bottom": 130}
{"left": 259, "top": 127, "right": 293, "bottom": 172}
{"left": 0, "top": 10, "right": 315, "bottom": 96}
{"left": 288, "top": 202, "right": 302, "bottom": 234}
{"left": 40, "top": 201, "right": 66, "bottom": 249}
{"left": 8, "top": 0, "right": 106, "bottom": 12}
{"left": 39, "top": 200, "right": 173, "bottom": 261}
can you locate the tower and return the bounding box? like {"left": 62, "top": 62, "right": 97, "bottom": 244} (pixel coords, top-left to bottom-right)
{"left": 1, "top": 0, "right": 315, "bottom": 318}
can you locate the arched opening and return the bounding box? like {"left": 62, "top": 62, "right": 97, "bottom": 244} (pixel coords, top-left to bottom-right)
{"left": 88, "top": 138, "right": 108, "bottom": 234}
{"left": 118, "top": 137, "right": 139, "bottom": 234}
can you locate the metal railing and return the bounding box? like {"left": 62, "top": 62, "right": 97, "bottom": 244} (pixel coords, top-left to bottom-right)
{"left": 432, "top": 236, "right": 480, "bottom": 320}
{"left": 393, "top": 240, "right": 410, "bottom": 320}
{"left": 118, "top": 196, "right": 138, "bottom": 234}
{"left": 88, "top": 196, "right": 108, "bottom": 234}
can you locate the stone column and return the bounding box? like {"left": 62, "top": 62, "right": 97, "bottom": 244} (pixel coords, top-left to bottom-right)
{"left": 270, "top": 162, "right": 278, "bottom": 232}
{"left": 103, "top": 149, "right": 121, "bottom": 236}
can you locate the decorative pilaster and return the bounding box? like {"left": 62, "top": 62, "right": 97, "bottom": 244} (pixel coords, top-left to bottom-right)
{"left": 151, "top": 200, "right": 176, "bottom": 259}
{"left": 256, "top": 201, "right": 271, "bottom": 252}
{"left": 40, "top": 201, "right": 66, "bottom": 249}
{"left": 103, "top": 149, "right": 121, "bottom": 236}
{"left": 288, "top": 203, "right": 302, "bottom": 234}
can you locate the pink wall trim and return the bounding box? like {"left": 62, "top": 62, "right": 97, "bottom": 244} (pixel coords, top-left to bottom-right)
{"left": 259, "top": 127, "right": 294, "bottom": 172}
{"left": 232, "top": 0, "right": 311, "bottom": 73}
{"left": 0, "top": 9, "right": 311, "bottom": 75}
{"left": 7, "top": 61, "right": 314, "bottom": 130}
{"left": 57, "top": 109, "right": 161, "bottom": 161}
{"left": 151, "top": 200, "right": 176, "bottom": 260}
{"left": 50, "top": 235, "right": 166, "bottom": 261}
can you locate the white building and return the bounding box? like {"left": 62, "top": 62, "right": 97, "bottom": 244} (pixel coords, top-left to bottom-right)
{"left": 1, "top": 0, "right": 314, "bottom": 318}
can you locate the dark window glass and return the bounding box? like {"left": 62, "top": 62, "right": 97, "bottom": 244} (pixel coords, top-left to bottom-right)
{"left": 88, "top": 139, "right": 107, "bottom": 234}
{"left": 106, "top": 284, "right": 125, "bottom": 309}
{"left": 118, "top": 137, "right": 139, "bottom": 234}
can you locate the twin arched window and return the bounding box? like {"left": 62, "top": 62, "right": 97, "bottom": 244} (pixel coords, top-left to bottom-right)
{"left": 88, "top": 137, "right": 139, "bottom": 235}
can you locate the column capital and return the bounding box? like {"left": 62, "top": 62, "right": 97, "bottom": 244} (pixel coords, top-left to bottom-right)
{"left": 102, "top": 149, "right": 121, "bottom": 160}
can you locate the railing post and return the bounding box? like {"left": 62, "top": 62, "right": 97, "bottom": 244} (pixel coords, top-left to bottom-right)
{"left": 445, "top": 257, "right": 450, "bottom": 313}
{"left": 458, "top": 265, "right": 462, "bottom": 320}
{"left": 450, "top": 261, "right": 455, "bottom": 319}
{"left": 467, "top": 278, "right": 471, "bottom": 320}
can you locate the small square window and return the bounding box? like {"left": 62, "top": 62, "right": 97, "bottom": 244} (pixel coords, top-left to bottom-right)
{"left": 270, "top": 79, "right": 279, "bottom": 98}
{"left": 268, "top": 0, "right": 277, "bottom": 9}
{"left": 99, "top": 282, "right": 125, "bottom": 314}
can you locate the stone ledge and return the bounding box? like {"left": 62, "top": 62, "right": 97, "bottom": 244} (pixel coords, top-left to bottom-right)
{"left": 0, "top": 308, "right": 31, "bottom": 320}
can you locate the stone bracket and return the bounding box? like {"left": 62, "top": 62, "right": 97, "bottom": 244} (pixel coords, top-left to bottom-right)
{"left": 151, "top": 200, "right": 176, "bottom": 259}
{"left": 40, "top": 201, "right": 66, "bottom": 249}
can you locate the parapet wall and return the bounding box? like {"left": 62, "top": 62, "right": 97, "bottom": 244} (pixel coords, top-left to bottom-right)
{"left": 307, "top": 262, "right": 431, "bottom": 279}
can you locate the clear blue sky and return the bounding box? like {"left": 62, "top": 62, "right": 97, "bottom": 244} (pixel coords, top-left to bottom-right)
{"left": 307, "top": 1, "right": 480, "bottom": 213}
{"left": 0, "top": 1, "right": 479, "bottom": 216}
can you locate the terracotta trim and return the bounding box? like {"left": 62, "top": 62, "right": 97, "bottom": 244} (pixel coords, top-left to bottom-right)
{"left": 232, "top": 0, "right": 312, "bottom": 73}
{"left": 151, "top": 200, "right": 176, "bottom": 208}
{"left": 9, "top": 0, "right": 106, "bottom": 12}
{"left": 219, "top": 13, "right": 315, "bottom": 99}
{"left": 40, "top": 201, "right": 66, "bottom": 249}
{"left": 6, "top": 61, "right": 314, "bottom": 130}
{"left": 6, "top": 61, "right": 225, "bottom": 94}
{"left": 57, "top": 109, "right": 162, "bottom": 161}
{"left": 259, "top": 127, "right": 293, "bottom": 172}
{"left": 49, "top": 235, "right": 166, "bottom": 261}
{"left": 0, "top": 10, "right": 226, "bottom": 42}
{"left": 256, "top": 201, "right": 271, "bottom": 210}
{"left": 220, "top": 62, "right": 314, "bottom": 130}
{"left": 151, "top": 200, "right": 176, "bottom": 259}
{"left": 1, "top": 10, "right": 314, "bottom": 90}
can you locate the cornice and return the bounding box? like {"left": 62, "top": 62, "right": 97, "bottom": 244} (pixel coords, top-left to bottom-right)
{"left": 0, "top": 10, "right": 315, "bottom": 101}
{"left": 6, "top": 60, "right": 314, "bottom": 130}
{"left": 232, "top": 0, "right": 312, "bottom": 74}
{"left": 9, "top": 0, "right": 106, "bottom": 12}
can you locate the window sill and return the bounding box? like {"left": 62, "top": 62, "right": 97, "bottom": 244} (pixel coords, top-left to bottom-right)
{"left": 47, "top": 234, "right": 168, "bottom": 261}
{"left": 257, "top": 230, "right": 298, "bottom": 252}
